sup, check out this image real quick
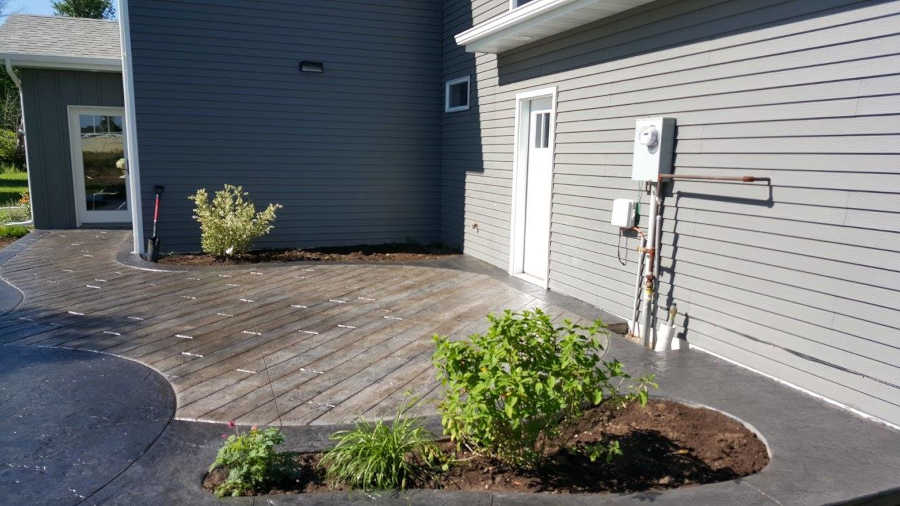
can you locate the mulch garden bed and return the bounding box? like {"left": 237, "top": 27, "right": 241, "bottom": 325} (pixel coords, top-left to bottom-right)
{"left": 160, "top": 243, "right": 460, "bottom": 266}
{"left": 203, "top": 399, "right": 768, "bottom": 496}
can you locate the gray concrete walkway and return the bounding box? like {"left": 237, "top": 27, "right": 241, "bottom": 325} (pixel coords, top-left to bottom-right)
{"left": 0, "top": 230, "right": 592, "bottom": 426}
{"left": 1, "top": 230, "right": 898, "bottom": 505}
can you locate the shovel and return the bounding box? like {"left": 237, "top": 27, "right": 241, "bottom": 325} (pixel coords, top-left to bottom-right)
{"left": 145, "top": 185, "right": 164, "bottom": 262}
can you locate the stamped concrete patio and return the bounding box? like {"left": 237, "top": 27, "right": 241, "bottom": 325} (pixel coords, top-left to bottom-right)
{"left": 0, "top": 229, "right": 600, "bottom": 426}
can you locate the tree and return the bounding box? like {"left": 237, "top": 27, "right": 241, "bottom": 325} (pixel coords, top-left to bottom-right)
{"left": 52, "top": 0, "right": 115, "bottom": 19}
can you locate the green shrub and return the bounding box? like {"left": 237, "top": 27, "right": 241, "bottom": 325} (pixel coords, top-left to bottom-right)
{"left": 433, "top": 309, "right": 655, "bottom": 468}
{"left": 208, "top": 424, "right": 286, "bottom": 497}
{"left": 320, "top": 407, "right": 443, "bottom": 490}
{"left": 188, "top": 184, "right": 282, "bottom": 257}
{"left": 0, "top": 130, "right": 16, "bottom": 164}
{"left": 0, "top": 224, "right": 29, "bottom": 238}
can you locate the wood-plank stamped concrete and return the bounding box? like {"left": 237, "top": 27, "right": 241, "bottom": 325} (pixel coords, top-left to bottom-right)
{"left": 0, "top": 230, "right": 589, "bottom": 426}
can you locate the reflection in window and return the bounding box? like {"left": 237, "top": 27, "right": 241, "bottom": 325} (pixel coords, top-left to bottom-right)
{"left": 534, "top": 112, "right": 550, "bottom": 149}
{"left": 79, "top": 114, "right": 127, "bottom": 212}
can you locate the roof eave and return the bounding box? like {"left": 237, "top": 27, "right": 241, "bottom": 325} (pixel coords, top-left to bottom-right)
{"left": 455, "top": 0, "right": 654, "bottom": 54}
{"left": 2, "top": 54, "right": 121, "bottom": 72}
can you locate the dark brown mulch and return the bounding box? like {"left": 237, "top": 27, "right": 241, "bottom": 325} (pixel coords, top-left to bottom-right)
{"left": 202, "top": 399, "right": 769, "bottom": 496}
{"left": 160, "top": 243, "right": 460, "bottom": 266}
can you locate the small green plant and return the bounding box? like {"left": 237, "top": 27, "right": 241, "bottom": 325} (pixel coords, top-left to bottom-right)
{"left": 433, "top": 309, "right": 655, "bottom": 468}
{"left": 319, "top": 406, "right": 443, "bottom": 490}
{"left": 0, "top": 224, "right": 29, "bottom": 238}
{"left": 208, "top": 422, "right": 286, "bottom": 497}
{"left": 188, "top": 184, "right": 282, "bottom": 257}
{"left": 578, "top": 439, "right": 623, "bottom": 463}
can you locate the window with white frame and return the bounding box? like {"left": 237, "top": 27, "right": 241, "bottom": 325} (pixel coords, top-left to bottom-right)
{"left": 445, "top": 76, "right": 470, "bottom": 113}
{"left": 510, "top": 0, "right": 535, "bottom": 8}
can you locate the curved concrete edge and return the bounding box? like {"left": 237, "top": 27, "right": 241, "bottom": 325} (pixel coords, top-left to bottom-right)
{"left": 0, "top": 344, "right": 177, "bottom": 505}
{"left": 0, "top": 230, "right": 46, "bottom": 315}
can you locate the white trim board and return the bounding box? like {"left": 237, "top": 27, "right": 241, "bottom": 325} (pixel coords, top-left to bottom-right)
{"left": 0, "top": 54, "right": 121, "bottom": 73}
{"left": 118, "top": 0, "right": 145, "bottom": 255}
{"left": 508, "top": 86, "right": 557, "bottom": 290}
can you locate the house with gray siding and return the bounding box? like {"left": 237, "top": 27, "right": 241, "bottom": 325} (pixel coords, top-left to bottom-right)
{"left": 2, "top": 0, "right": 898, "bottom": 429}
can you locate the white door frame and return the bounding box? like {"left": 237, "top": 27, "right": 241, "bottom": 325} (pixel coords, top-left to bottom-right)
{"left": 508, "top": 87, "right": 557, "bottom": 289}
{"left": 67, "top": 105, "right": 130, "bottom": 226}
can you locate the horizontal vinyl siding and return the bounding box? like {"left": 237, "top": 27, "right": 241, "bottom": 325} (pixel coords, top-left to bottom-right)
{"left": 444, "top": 0, "right": 900, "bottom": 425}
{"left": 20, "top": 70, "right": 124, "bottom": 229}
{"left": 128, "top": 0, "right": 443, "bottom": 251}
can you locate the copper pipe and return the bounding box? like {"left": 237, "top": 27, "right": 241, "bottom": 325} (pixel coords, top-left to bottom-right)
{"left": 658, "top": 174, "right": 771, "bottom": 183}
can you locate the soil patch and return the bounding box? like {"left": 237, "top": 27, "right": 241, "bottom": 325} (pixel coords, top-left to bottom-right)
{"left": 203, "top": 399, "right": 768, "bottom": 496}
{"left": 160, "top": 243, "right": 460, "bottom": 266}
{"left": 0, "top": 237, "right": 16, "bottom": 250}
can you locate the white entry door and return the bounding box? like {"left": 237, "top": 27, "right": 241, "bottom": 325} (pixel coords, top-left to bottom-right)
{"left": 68, "top": 106, "right": 130, "bottom": 225}
{"left": 521, "top": 97, "right": 553, "bottom": 282}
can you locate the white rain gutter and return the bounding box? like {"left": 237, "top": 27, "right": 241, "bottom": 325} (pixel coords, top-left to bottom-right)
{"left": 4, "top": 57, "right": 35, "bottom": 226}
{"left": 117, "top": 0, "right": 145, "bottom": 255}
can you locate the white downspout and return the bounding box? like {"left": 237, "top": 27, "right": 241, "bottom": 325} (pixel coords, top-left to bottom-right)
{"left": 117, "top": 0, "right": 145, "bottom": 255}
{"left": 4, "top": 58, "right": 35, "bottom": 225}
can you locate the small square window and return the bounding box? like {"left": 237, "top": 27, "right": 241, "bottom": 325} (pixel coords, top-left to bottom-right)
{"left": 511, "top": 0, "right": 534, "bottom": 8}
{"left": 445, "top": 76, "right": 470, "bottom": 113}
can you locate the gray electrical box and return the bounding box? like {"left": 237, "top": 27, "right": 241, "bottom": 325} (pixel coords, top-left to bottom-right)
{"left": 631, "top": 117, "right": 675, "bottom": 181}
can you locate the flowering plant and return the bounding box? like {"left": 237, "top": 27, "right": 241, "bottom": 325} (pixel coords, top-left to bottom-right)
{"left": 188, "top": 184, "right": 282, "bottom": 257}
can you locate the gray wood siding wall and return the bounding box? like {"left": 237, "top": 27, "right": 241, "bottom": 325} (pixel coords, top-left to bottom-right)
{"left": 20, "top": 69, "right": 124, "bottom": 229}
{"left": 442, "top": 0, "right": 900, "bottom": 426}
{"left": 127, "top": 0, "right": 443, "bottom": 251}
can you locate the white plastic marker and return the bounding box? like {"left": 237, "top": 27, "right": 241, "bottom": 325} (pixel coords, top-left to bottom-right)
{"left": 236, "top": 369, "right": 257, "bottom": 374}
{"left": 127, "top": 316, "right": 144, "bottom": 321}
{"left": 175, "top": 334, "right": 194, "bottom": 340}
{"left": 226, "top": 283, "right": 240, "bottom": 287}
{"left": 299, "top": 330, "right": 319, "bottom": 335}
{"left": 67, "top": 311, "right": 84, "bottom": 316}
{"left": 242, "top": 330, "right": 262, "bottom": 336}
{"left": 290, "top": 304, "right": 308, "bottom": 309}
{"left": 85, "top": 284, "right": 101, "bottom": 289}
{"left": 218, "top": 274, "right": 232, "bottom": 278}
{"left": 181, "top": 295, "right": 197, "bottom": 300}
{"left": 62, "top": 269, "right": 75, "bottom": 273}
{"left": 102, "top": 331, "right": 121, "bottom": 336}
{"left": 384, "top": 316, "right": 403, "bottom": 320}
{"left": 337, "top": 324, "right": 356, "bottom": 329}
{"left": 358, "top": 296, "right": 376, "bottom": 301}
{"left": 181, "top": 352, "right": 203, "bottom": 358}
{"left": 94, "top": 278, "right": 107, "bottom": 282}
{"left": 329, "top": 299, "right": 347, "bottom": 304}
{"left": 299, "top": 368, "right": 325, "bottom": 375}
{"left": 250, "top": 271, "right": 263, "bottom": 276}
{"left": 82, "top": 254, "right": 93, "bottom": 258}
{"left": 216, "top": 312, "right": 234, "bottom": 317}
{"left": 239, "top": 298, "right": 254, "bottom": 303}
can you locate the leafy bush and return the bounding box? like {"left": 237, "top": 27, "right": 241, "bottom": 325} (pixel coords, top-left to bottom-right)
{"left": 433, "top": 309, "right": 655, "bottom": 468}
{"left": 320, "top": 407, "right": 443, "bottom": 490}
{"left": 208, "top": 424, "right": 286, "bottom": 497}
{"left": 188, "top": 184, "right": 282, "bottom": 257}
{"left": 0, "top": 224, "right": 29, "bottom": 238}
{"left": 0, "top": 129, "right": 16, "bottom": 164}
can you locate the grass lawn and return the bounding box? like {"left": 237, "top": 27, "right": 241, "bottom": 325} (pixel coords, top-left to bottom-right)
{"left": 0, "top": 168, "right": 28, "bottom": 206}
